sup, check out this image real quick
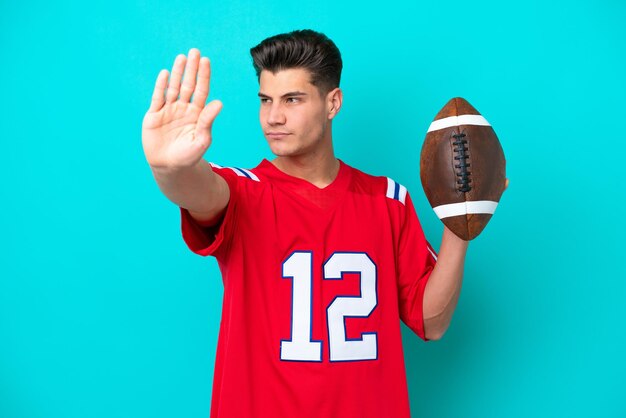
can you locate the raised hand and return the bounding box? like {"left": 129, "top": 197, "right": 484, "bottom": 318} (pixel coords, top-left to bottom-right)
{"left": 142, "top": 48, "right": 223, "bottom": 172}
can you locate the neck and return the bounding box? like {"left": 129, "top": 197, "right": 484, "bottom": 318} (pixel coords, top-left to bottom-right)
{"left": 271, "top": 148, "right": 340, "bottom": 188}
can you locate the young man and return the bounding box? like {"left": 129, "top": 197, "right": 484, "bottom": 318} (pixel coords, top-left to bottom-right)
{"left": 142, "top": 29, "right": 469, "bottom": 418}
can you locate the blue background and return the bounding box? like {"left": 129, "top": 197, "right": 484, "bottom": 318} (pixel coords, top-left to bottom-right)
{"left": 1, "top": 0, "right": 625, "bottom": 417}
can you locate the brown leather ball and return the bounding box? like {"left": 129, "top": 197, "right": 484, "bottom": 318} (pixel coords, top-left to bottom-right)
{"left": 420, "top": 97, "right": 506, "bottom": 240}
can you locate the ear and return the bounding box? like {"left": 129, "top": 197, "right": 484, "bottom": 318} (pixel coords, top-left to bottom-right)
{"left": 326, "top": 87, "right": 343, "bottom": 120}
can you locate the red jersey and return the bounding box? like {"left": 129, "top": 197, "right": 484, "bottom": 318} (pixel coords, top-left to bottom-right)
{"left": 180, "top": 159, "right": 437, "bottom": 418}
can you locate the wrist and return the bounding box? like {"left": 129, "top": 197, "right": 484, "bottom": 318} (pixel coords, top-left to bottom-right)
{"left": 442, "top": 226, "right": 470, "bottom": 250}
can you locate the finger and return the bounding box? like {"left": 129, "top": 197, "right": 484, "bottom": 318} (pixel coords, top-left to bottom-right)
{"left": 148, "top": 69, "right": 169, "bottom": 112}
{"left": 179, "top": 48, "right": 200, "bottom": 103}
{"left": 165, "top": 54, "right": 187, "bottom": 103}
{"left": 195, "top": 100, "right": 223, "bottom": 144}
{"left": 192, "top": 57, "right": 211, "bottom": 108}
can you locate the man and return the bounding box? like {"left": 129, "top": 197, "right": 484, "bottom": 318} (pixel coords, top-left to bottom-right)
{"left": 142, "top": 29, "right": 469, "bottom": 418}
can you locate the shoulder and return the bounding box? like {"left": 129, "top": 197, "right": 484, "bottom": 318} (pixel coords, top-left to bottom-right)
{"left": 346, "top": 163, "right": 409, "bottom": 206}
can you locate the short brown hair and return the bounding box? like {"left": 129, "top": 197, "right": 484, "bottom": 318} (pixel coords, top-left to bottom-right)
{"left": 250, "top": 29, "right": 342, "bottom": 97}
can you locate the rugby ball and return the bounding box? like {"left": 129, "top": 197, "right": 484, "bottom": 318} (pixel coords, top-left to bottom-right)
{"left": 420, "top": 97, "right": 506, "bottom": 240}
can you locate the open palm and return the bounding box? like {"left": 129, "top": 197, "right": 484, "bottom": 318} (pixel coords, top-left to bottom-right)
{"left": 142, "top": 48, "right": 223, "bottom": 171}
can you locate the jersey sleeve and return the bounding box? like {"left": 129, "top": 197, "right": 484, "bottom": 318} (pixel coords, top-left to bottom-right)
{"left": 396, "top": 192, "right": 438, "bottom": 341}
{"left": 179, "top": 164, "right": 240, "bottom": 259}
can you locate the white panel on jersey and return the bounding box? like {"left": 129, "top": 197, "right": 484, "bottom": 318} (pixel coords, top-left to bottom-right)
{"left": 385, "top": 178, "right": 407, "bottom": 205}
{"left": 324, "top": 253, "right": 378, "bottom": 362}
{"left": 427, "top": 114, "right": 491, "bottom": 133}
{"left": 432, "top": 200, "right": 498, "bottom": 219}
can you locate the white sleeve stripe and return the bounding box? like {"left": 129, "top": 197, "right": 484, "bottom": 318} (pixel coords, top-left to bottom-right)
{"left": 209, "top": 163, "right": 260, "bottom": 182}
{"left": 237, "top": 167, "right": 260, "bottom": 182}
{"left": 427, "top": 245, "right": 438, "bottom": 261}
{"left": 230, "top": 167, "right": 247, "bottom": 178}
{"left": 385, "top": 177, "right": 407, "bottom": 205}
{"left": 398, "top": 184, "right": 407, "bottom": 205}
{"left": 232, "top": 167, "right": 249, "bottom": 177}
{"left": 386, "top": 178, "right": 396, "bottom": 199}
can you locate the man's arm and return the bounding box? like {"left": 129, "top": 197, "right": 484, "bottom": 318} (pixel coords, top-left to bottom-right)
{"left": 422, "top": 226, "right": 469, "bottom": 340}
{"left": 151, "top": 160, "right": 229, "bottom": 227}
{"left": 142, "top": 48, "right": 228, "bottom": 227}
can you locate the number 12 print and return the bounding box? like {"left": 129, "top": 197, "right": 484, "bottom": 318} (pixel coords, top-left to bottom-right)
{"left": 280, "top": 251, "right": 378, "bottom": 362}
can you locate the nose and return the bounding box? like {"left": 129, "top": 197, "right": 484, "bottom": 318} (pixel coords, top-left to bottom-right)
{"left": 267, "top": 102, "right": 286, "bottom": 125}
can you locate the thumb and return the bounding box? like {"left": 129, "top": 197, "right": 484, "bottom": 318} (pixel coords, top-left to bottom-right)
{"left": 196, "top": 100, "right": 223, "bottom": 142}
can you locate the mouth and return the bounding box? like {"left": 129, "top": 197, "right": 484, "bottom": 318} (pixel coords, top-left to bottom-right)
{"left": 266, "top": 132, "right": 291, "bottom": 139}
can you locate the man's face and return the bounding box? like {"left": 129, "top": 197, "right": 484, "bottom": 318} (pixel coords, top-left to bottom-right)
{"left": 258, "top": 68, "right": 334, "bottom": 158}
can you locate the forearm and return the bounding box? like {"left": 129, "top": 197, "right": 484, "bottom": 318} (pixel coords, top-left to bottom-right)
{"left": 423, "top": 226, "right": 469, "bottom": 340}
{"left": 150, "top": 158, "right": 228, "bottom": 216}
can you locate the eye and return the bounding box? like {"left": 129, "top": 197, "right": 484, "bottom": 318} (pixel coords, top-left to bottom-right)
{"left": 286, "top": 97, "right": 300, "bottom": 103}
{"left": 260, "top": 98, "right": 270, "bottom": 103}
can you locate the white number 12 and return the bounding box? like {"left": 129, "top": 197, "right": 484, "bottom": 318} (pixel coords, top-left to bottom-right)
{"left": 280, "top": 251, "right": 378, "bottom": 362}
